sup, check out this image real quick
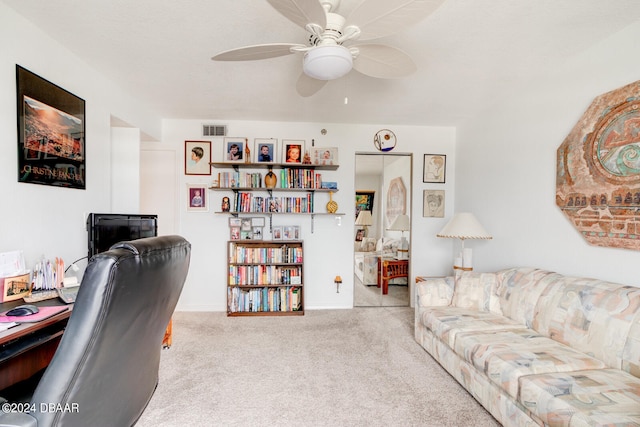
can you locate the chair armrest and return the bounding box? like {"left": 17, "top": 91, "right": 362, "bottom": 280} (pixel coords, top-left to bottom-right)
{"left": 415, "top": 276, "right": 454, "bottom": 308}
{"left": 0, "top": 412, "right": 38, "bottom": 427}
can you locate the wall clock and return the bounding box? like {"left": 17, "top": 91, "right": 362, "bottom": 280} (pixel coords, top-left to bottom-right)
{"left": 373, "top": 129, "right": 397, "bottom": 152}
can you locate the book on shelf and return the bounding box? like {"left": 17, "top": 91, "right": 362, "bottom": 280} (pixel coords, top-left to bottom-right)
{"left": 227, "top": 286, "right": 301, "bottom": 313}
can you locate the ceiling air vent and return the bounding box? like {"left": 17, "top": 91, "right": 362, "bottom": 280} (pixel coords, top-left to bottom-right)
{"left": 202, "top": 124, "right": 226, "bottom": 137}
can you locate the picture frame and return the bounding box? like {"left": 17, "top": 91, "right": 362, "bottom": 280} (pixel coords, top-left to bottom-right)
{"left": 272, "top": 226, "right": 283, "bottom": 240}
{"left": 187, "top": 184, "right": 208, "bottom": 211}
{"left": 355, "top": 228, "right": 365, "bottom": 242}
{"left": 423, "top": 154, "right": 446, "bottom": 183}
{"left": 229, "top": 217, "right": 242, "bottom": 227}
{"left": 355, "top": 190, "right": 375, "bottom": 220}
{"left": 283, "top": 226, "right": 300, "bottom": 240}
{"left": 282, "top": 139, "right": 305, "bottom": 164}
{"left": 254, "top": 138, "right": 277, "bottom": 163}
{"left": 184, "top": 141, "right": 211, "bottom": 175}
{"left": 252, "top": 226, "right": 263, "bottom": 240}
{"left": 310, "top": 147, "right": 339, "bottom": 166}
{"left": 16, "top": 65, "right": 86, "bottom": 189}
{"left": 423, "top": 189, "right": 445, "bottom": 218}
{"left": 1, "top": 273, "right": 31, "bottom": 302}
{"left": 230, "top": 226, "right": 241, "bottom": 240}
{"left": 251, "top": 217, "right": 265, "bottom": 227}
{"left": 241, "top": 218, "right": 252, "bottom": 231}
{"left": 224, "top": 137, "right": 247, "bottom": 163}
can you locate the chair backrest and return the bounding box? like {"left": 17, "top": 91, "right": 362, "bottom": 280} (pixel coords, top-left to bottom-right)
{"left": 29, "top": 235, "right": 190, "bottom": 427}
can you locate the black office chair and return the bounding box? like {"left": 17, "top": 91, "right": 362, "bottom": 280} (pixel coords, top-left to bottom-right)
{"left": 0, "top": 236, "right": 191, "bottom": 427}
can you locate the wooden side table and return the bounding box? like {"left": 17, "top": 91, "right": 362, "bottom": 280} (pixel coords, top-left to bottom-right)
{"left": 377, "top": 258, "right": 409, "bottom": 294}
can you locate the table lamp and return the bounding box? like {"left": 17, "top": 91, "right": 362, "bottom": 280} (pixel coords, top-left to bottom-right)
{"left": 437, "top": 212, "right": 491, "bottom": 270}
{"left": 355, "top": 210, "right": 373, "bottom": 236}
{"left": 387, "top": 214, "right": 410, "bottom": 260}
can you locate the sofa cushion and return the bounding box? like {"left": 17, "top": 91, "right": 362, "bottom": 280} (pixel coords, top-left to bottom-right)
{"left": 420, "top": 307, "right": 522, "bottom": 349}
{"left": 519, "top": 369, "right": 640, "bottom": 425}
{"left": 494, "top": 267, "right": 559, "bottom": 327}
{"left": 416, "top": 277, "right": 454, "bottom": 307}
{"left": 452, "top": 272, "right": 501, "bottom": 314}
{"left": 453, "top": 328, "right": 555, "bottom": 372}
{"left": 532, "top": 275, "right": 640, "bottom": 373}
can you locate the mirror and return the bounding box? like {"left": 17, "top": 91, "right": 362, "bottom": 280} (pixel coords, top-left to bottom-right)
{"left": 353, "top": 153, "right": 411, "bottom": 307}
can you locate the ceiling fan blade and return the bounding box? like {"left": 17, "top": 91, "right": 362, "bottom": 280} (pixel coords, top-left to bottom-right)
{"left": 212, "top": 43, "right": 305, "bottom": 61}
{"left": 346, "top": 0, "right": 445, "bottom": 41}
{"left": 352, "top": 44, "right": 417, "bottom": 78}
{"left": 267, "top": 0, "right": 327, "bottom": 31}
{"left": 296, "top": 72, "right": 328, "bottom": 97}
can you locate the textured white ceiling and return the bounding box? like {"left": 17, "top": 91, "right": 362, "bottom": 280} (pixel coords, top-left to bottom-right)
{"left": 4, "top": 0, "right": 640, "bottom": 127}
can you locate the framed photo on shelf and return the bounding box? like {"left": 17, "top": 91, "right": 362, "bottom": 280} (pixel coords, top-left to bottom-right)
{"left": 16, "top": 65, "right": 86, "bottom": 189}
{"left": 223, "top": 137, "right": 247, "bottom": 163}
{"left": 423, "top": 154, "right": 446, "bottom": 183}
{"left": 355, "top": 228, "right": 365, "bottom": 242}
{"left": 186, "top": 184, "right": 208, "bottom": 212}
{"left": 251, "top": 217, "right": 265, "bottom": 227}
{"left": 241, "top": 218, "right": 252, "bottom": 231}
{"left": 254, "top": 138, "right": 277, "bottom": 163}
{"left": 355, "top": 190, "right": 375, "bottom": 220}
{"left": 230, "top": 226, "right": 241, "bottom": 240}
{"left": 228, "top": 217, "right": 242, "bottom": 227}
{"left": 184, "top": 140, "right": 211, "bottom": 175}
{"left": 310, "top": 147, "right": 338, "bottom": 166}
{"left": 272, "top": 226, "right": 283, "bottom": 240}
{"left": 423, "top": 189, "right": 445, "bottom": 218}
{"left": 252, "top": 226, "right": 263, "bottom": 240}
{"left": 283, "top": 226, "right": 300, "bottom": 240}
{"left": 282, "top": 139, "right": 305, "bottom": 164}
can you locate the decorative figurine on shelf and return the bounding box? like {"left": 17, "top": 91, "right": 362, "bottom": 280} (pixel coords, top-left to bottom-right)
{"left": 326, "top": 191, "right": 338, "bottom": 213}
{"left": 221, "top": 196, "right": 230, "bottom": 212}
{"left": 302, "top": 150, "right": 312, "bottom": 164}
{"left": 244, "top": 140, "right": 251, "bottom": 163}
{"left": 265, "top": 168, "right": 277, "bottom": 188}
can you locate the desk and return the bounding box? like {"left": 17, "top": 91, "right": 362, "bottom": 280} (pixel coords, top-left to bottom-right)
{"left": 377, "top": 258, "right": 409, "bottom": 295}
{"left": 0, "top": 300, "right": 72, "bottom": 391}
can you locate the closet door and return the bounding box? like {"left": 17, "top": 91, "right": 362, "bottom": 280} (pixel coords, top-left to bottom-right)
{"left": 354, "top": 153, "right": 411, "bottom": 307}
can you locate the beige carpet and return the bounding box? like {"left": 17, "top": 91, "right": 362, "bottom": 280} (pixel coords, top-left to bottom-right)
{"left": 137, "top": 307, "right": 499, "bottom": 427}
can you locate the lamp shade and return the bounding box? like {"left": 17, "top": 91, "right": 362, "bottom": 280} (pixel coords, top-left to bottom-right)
{"left": 387, "top": 214, "right": 410, "bottom": 231}
{"left": 355, "top": 210, "right": 373, "bottom": 226}
{"left": 303, "top": 45, "right": 353, "bottom": 80}
{"left": 437, "top": 213, "right": 492, "bottom": 240}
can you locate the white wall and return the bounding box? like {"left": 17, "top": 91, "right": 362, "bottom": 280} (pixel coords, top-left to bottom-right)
{"left": 455, "top": 21, "right": 640, "bottom": 286}
{"left": 111, "top": 127, "right": 141, "bottom": 213}
{"left": 0, "top": 4, "right": 161, "bottom": 270}
{"left": 163, "top": 120, "right": 456, "bottom": 310}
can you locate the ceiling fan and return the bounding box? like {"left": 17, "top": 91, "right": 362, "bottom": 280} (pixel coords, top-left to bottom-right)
{"left": 211, "top": 0, "right": 444, "bottom": 97}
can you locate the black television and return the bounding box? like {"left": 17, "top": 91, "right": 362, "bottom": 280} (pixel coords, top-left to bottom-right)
{"left": 87, "top": 213, "right": 158, "bottom": 258}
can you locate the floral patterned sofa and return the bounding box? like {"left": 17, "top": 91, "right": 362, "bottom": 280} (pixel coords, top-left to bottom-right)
{"left": 415, "top": 267, "right": 640, "bottom": 426}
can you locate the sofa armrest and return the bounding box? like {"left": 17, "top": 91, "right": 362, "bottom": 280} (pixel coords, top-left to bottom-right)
{"left": 415, "top": 276, "right": 455, "bottom": 308}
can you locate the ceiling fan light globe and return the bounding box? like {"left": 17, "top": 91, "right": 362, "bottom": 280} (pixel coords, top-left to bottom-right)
{"left": 303, "top": 45, "right": 353, "bottom": 81}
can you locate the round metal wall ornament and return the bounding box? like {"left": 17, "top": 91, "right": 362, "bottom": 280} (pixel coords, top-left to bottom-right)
{"left": 373, "top": 129, "right": 397, "bottom": 152}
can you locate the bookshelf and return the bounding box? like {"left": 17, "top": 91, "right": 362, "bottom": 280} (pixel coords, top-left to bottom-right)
{"left": 210, "top": 162, "right": 343, "bottom": 216}
{"left": 227, "top": 240, "right": 304, "bottom": 316}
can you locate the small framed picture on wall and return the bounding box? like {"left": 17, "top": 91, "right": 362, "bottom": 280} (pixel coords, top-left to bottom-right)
{"left": 185, "top": 141, "right": 211, "bottom": 175}
{"left": 423, "top": 154, "right": 446, "bottom": 183}
{"left": 423, "top": 189, "right": 445, "bottom": 218}
{"left": 187, "top": 184, "right": 208, "bottom": 212}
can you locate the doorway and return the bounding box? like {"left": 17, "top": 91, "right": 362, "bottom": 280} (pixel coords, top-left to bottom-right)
{"left": 353, "top": 153, "right": 412, "bottom": 307}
